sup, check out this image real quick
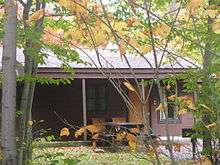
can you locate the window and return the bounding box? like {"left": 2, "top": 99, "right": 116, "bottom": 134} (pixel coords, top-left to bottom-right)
{"left": 87, "top": 85, "right": 107, "bottom": 112}
{"left": 159, "top": 84, "right": 180, "bottom": 123}
{"left": 159, "top": 101, "right": 179, "bottom": 122}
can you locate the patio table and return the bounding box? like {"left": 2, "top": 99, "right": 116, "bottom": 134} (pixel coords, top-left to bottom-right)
{"left": 104, "top": 122, "right": 144, "bottom": 129}
{"left": 104, "top": 122, "right": 157, "bottom": 139}
{"left": 104, "top": 122, "right": 144, "bottom": 135}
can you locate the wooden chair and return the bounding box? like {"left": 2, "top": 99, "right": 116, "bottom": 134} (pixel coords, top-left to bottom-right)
{"left": 91, "top": 118, "right": 106, "bottom": 132}
{"left": 112, "top": 117, "right": 126, "bottom": 123}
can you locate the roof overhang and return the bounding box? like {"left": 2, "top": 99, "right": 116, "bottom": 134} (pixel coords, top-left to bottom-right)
{"left": 36, "top": 67, "right": 190, "bottom": 79}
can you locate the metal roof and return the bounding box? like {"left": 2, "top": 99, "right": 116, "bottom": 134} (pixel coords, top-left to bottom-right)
{"left": 0, "top": 45, "right": 198, "bottom": 68}
{"left": 0, "top": 45, "right": 199, "bottom": 78}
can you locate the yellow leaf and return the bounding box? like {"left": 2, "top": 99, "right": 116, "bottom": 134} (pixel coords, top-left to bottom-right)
{"left": 205, "top": 9, "right": 219, "bottom": 18}
{"left": 126, "top": 133, "right": 137, "bottom": 143}
{"left": 126, "top": 131, "right": 137, "bottom": 150}
{"left": 168, "top": 95, "right": 176, "bottom": 101}
{"left": 147, "top": 148, "right": 156, "bottom": 157}
{"left": 75, "top": 127, "right": 85, "bottom": 138}
{"left": 75, "top": 124, "right": 103, "bottom": 138}
{"left": 60, "top": 127, "right": 70, "bottom": 137}
{"left": 116, "top": 132, "right": 126, "bottom": 141}
{"left": 128, "top": 141, "right": 137, "bottom": 150}
{"left": 27, "top": 9, "right": 44, "bottom": 24}
{"left": 85, "top": 125, "right": 100, "bottom": 134}
{"left": 153, "top": 23, "right": 171, "bottom": 38}
{"left": 155, "top": 103, "right": 167, "bottom": 111}
{"left": 114, "top": 21, "right": 127, "bottom": 32}
{"left": 186, "top": 0, "right": 204, "bottom": 13}
{"left": 205, "top": 123, "right": 216, "bottom": 129}
{"left": 27, "top": 120, "right": 33, "bottom": 126}
{"left": 123, "top": 81, "right": 135, "bottom": 92}
{"left": 211, "top": 19, "right": 220, "bottom": 34}
{"left": 177, "top": 108, "right": 187, "bottom": 115}
{"left": 58, "top": 0, "right": 89, "bottom": 20}
{"left": 42, "top": 27, "right": 64, "bottom": 46}
{"left": 139, "top": 45, "right": 151, "bottom": 54}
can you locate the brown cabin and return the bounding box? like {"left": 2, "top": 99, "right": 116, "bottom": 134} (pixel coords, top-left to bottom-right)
{"left": 32, "top": 67, "right": 194, "bottom": 140}
{"left": 10, "top": 47, "right": 196, "bottom": 140}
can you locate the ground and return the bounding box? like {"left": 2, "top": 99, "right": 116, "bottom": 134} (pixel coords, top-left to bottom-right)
{"left": 31, "top": 146, "right": 195, "bottom": 165}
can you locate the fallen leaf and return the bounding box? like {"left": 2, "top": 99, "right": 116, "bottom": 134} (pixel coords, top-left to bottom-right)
{"left": 60, "top": 127, "right": 70, "bottom": 137}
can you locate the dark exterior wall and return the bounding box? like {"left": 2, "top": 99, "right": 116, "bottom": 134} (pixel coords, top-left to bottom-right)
{"left": 32, "top": 79, "right": 83, "bottom": 140}
{"left": 32, "top": 79, "right": 127, "bottom": 140}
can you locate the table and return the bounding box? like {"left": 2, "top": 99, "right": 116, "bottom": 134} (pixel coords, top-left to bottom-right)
{"left": 105, "top": 122, "right": 144, "bottom": 129}
{"left": 104, "top": 122, "right": 144, "bottom": 135}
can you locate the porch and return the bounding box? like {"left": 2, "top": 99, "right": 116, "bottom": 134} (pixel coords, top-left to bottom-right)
{"left": 32, "top": 78, "right": 148, "bottom": 140}
{"left": 32, "top": 68, "right": 194, "bottom": 140}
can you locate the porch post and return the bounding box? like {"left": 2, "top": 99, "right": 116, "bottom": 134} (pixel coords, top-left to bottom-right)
{"left": 82, "top": 79, "right": 87, "bottom": 141}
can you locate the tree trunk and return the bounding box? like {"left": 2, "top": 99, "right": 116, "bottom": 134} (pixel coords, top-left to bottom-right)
{"left": 18, "top": 1, "right": 45, "bottom": 164}
{"left": 1, "top": 0, "right": 17, "bottom": 164}
{"left": 202, "top": 0, "right": 215, "bottom": 161}
{"left": 157, "top": 81, "right": 176, "bottom": 165}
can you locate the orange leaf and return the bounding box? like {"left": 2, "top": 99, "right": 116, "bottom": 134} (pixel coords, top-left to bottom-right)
{"left": 174, "top": 143, "right": 181, "bottom": 152}
{"left": 130, "top": 128, "right": 140, "bottom": 134}
{"left": 75, "top": 124, "right": 103, "bottom": 138}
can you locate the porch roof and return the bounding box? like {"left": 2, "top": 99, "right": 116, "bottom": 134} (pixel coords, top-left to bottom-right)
{"left": 36, "top": 67, "right": 189, "bottom": 79}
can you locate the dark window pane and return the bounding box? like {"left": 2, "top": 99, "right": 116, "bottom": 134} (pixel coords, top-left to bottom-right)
{"left": 86, "top": 85, "right": 107, "bottom": 112}
{"left": 87, "top": 99, "right": 96, "bottom": 111}
{"left": 87, "top": 88, "right": 96, "bottom": 98}
{"left": 168, "top": 103, "right": 175, "bottom": 119}
{"left": 98, "top": 86, "right": 105, "bottom": 97}
{"left": 98, "top": 98, "right": 106, "bottom": 111}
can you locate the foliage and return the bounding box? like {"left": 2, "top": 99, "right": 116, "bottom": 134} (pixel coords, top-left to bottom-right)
{"left": 32, "top": 152, "right": 80, "bottom": 165}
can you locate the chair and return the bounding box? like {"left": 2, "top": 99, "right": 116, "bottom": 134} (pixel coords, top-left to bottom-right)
{"left": 112, "top": 117, "right": 126, "bottom": 123}
{"left": 91, "top": 118, "right": 106, "bottom": 132}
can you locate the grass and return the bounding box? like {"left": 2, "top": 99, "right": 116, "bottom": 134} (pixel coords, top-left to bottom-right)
{"left": 32, "top": 146, "right": 152, "bottom": 165}
{"left": 31, "top": 146, "right": 195, "bottom": 165}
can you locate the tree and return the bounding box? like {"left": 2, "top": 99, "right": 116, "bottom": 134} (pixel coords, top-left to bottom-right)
{"left": 1, "top": 0, "right": 17, "bottom": 164}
